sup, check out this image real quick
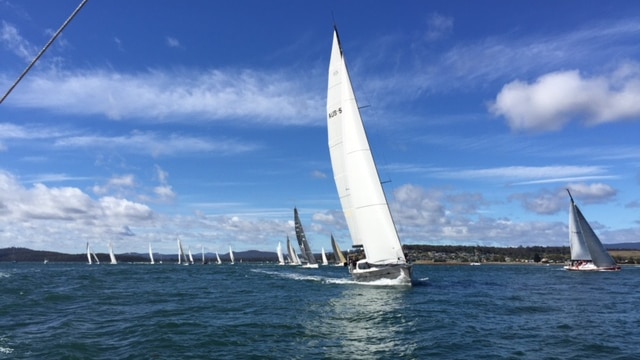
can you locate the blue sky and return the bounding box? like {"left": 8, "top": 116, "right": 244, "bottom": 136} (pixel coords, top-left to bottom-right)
{"left": 1, "top": 0, "right": 640, "bottom": 255}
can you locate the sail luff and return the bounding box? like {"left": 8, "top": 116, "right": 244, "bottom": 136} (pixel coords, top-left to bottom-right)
{"left": 327, "top": 28, "right": 405, "bottom": 265}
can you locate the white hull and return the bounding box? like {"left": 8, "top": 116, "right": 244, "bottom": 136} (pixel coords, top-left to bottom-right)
{"left": 301, "top": 263, "right": 319, "bottom": 269}
{"left": 350, "top": 261, "right": 413, "bottom": 284}
{"left": 564, "top": 262, "right": 621, "bottom": 271}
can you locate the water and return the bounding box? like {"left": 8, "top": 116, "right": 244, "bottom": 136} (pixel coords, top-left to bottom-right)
{"left": 1, "top": 263, "right": 639, "bottom": 359}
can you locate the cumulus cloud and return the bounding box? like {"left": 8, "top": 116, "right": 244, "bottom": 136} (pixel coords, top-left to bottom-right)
{"left": 512, "top": 182, "right": 616, "bottom": 215}
{"left": 490, "top": 65, "right": 640, "bottom": 132}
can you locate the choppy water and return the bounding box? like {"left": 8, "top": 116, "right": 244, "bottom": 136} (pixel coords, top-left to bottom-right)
{"left": 1, "top": 262, "right": 639, "bottom": 359}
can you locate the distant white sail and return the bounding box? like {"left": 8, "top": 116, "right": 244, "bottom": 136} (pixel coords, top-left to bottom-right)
{"left": 287, "top": 235, "right": 301, "bottom": 265}
{"left": 148, "top": 243, "right": 155, "bottom": 264}
{"left": 216, "top": 252, "right": 222, "bottom": 264}
{"left": 331, "top": 234, "right": 347, "bottom": 266}
{"left": 86, "top": 242, "right": 92, "bottom": 264}
{"left": 321, "top": 247, "right": 329, "bottom": 266}
{"left": 277, "top": 241, "right": 285, "bottom": 265}
{"left": 188, "top": 247, "right": 195, "bottom": 265}
{"left": 177, "top": 238, "right": 188, "bottom": 265}
{"left": 229, "top": 246, "right": 235, "bottom": 264}
{"left": 108, "top": 241, "right": 117, "bottom": 265}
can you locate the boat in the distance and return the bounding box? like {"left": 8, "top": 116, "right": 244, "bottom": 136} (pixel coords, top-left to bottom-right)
{"left": 327, "top": 26, "right": 412, "bottom": 284}
{"left": 564, "top": 189, "right": 621, "bottom": 272}
{"left": 294, "top": 208, "right": 319, "bottom": 268}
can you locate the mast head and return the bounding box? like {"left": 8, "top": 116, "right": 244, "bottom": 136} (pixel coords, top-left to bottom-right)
{"left": 566, "top": 188, "right": 574, "bottom": 203}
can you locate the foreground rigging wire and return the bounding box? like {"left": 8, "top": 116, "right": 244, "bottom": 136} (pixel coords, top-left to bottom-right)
{"left": 0, "top": 0, "right": 89, "bottom": 105}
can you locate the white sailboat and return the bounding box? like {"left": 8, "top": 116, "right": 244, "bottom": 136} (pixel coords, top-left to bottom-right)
{"left": 229, "top": 246, "right": 235, "bottom": 265}
{"left": 108, "top": 241, "right": 117, "bottom": 265}
{"left": 564, "top": 190, "right": 621, "bottom": 271}
{"left": 177, "top": 238, "right": 189, "bottom": 265}
{"left": 148, "top": 243, "right": 155, "bottom": 264}
{"left": 331, "top": 234, "right": 347, "bottom": 266}
{"left": 287, "top": 236, "right": 301, "bottom": 265}
{"left": 277, "top": 241, "right": 285, "bottom": 265}
{"left": 321, "top": 247, "right": 329, "bottom": 266}
{"left": 86, "top": 242, "right": 92, "bottom": 264}
{"left": 216, "top": 252, "right": 222, "bottom": 265}
{"left": 294, "top": 208, "right": 319, "bottom": 268}
{"left": 327, "top": 27, "right": 412, "bottom": 284}
{"left": 188, "top": 247, "right": 195, "bottom": 265}
{"left": 201, "top": 245, "right": 207, "bottom": 264}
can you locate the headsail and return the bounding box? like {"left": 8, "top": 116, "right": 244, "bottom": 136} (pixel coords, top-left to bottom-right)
{"left": 330, "top": 234, "right": 347, "bottom": 265}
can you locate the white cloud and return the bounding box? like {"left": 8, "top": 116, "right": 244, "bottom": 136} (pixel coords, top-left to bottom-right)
{"left": 425, "top": 13, "right": 453, "bottom": 42}
{"left": 490, "top": 65, "right": 640, "bottom": 132}
{"left": 55, "top": 131, "right": 258, "bottom": 156}
{"left": 439, "top": 165, "right": 609, "bottom": 184}
{"left": 0, "top": 21, "right": 37, "bottom": 61}
{"left": 6, "top": 68, "right": 323, "bottom": 125}
{"left": 166, "top": 36, "right": 181, "bottom": 48}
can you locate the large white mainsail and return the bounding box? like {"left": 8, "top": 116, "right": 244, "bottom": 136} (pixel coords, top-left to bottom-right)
{"left": 327, "top": 27, "right": 411, "bottom": 283}
{"left": 566, "top": 190, "right": 620, "bottom": 271}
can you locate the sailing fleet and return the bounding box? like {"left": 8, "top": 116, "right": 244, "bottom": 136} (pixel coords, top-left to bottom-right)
{"left": 77, "top": 28, "right": 621, "bottom": 281}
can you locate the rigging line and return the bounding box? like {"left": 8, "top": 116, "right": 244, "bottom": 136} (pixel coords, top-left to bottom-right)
{"left": 0, "top": 0, "right": 89, "bottom": 105}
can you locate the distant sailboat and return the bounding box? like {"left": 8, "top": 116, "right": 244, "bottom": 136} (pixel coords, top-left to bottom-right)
{"left": 201, "top": 245, "right": 207, "bottom": 264}
{"left": 177, "top": 238, "right": 189, "bottom": 265}
{"left": 216, "top": 252, "right": 222, "bottom": 265}
{"left": 277, "top": 241, "right": 285, "bottom": 265}
{"left": 331, "top": 234, "right": 347, "bottom": 266}
{"left": 148, "top": 243, "right": 155, "bottom": 265}
{"left": 564, "top": 190, "right": 621, "bottom": 271}
{"left": 188, "top": 247, "right": 195, "bottom": 265}
{"left": 108, "top": 241, "right": 117, "bottom": 265}
{"left": 327, "top": 27, "right": 412, "bottom": 284}
{"left": 229, "top": 246, "right": 235, "bottom": 265}
{"left": 321, "top": 247, "right": 329, "bottom": 266}
{"left": 287, "top": 236, "right": 301, "bottom": 265}
{"left": 294, "top": 208, "right": 319, "bottom": 268}
{"left": 86, "top": 242, "right": 92, "bottom": 264}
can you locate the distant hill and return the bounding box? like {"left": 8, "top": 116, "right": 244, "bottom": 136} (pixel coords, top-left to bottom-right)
{"left": 605, "top": 242, "right": 640, "bottom": 250}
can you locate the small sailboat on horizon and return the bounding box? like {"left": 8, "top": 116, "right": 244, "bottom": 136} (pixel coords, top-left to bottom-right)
{"left": 148, "top": 243, "right": 155, "bottom": 265}
{"left": 564, "top": 189, "right": 621, "bottom": 272}
{"left": 331, "top": 234, "right": 347, "bottom": 266}
{"left": 108, "top": 241, "right": 117, "bottom": 265}
{"left": 327, "top": 26, "right": 412, "bottom": 284}
{"left": 229, "top": 246, "right": 235, "bottom": 265}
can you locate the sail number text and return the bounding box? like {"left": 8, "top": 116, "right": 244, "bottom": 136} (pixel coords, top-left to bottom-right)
{"left": 328, "top": 107, "right": 342, "bottom": 118}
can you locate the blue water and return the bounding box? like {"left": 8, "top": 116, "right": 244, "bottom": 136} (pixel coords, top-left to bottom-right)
{"left": 1, "top": 263, "right": 639, "bottom": 359}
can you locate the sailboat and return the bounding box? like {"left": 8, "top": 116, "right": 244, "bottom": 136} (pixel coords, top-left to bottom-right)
{"left": 188, "top": 247, "right": 195, "bottom": 265}
{"left": 108, "top": 241, "right": 117, "bottom": 265}
{"left": 148, "top": 243, "right": 155, "bottom": 264}
{"left": 294, "top": 208, "right": 319, "bottom": 268}
{"left": 277, "top": 241, "right": 285, "bottom": 265}
{"left": 201, "top": 245, "right": 207, "bottom": 264}
{"left": 321, "top": 247, "right": 329, "bottom": 266}
{"left": 287, "top": 235, "right": 301, "bottom": 265}
{"left": 229, "top": 246, "right": 235, "bottom": 265}
{"left": 331, "top": 234, "right": 347, "bottom": 266}
{"left": 216, "top": 252, "right": 222, "bottom": 265}
{"left": 86, "top": 242, "right": 93, "bottom": 264}
{"left": 327, "top": 27, "right": 412, "bottom": 284}
{"left": 564, "top": 190, "right": 621, "bottom": 271}
{"left": 177, "top": 238, "right": 189, "bottom": 265}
